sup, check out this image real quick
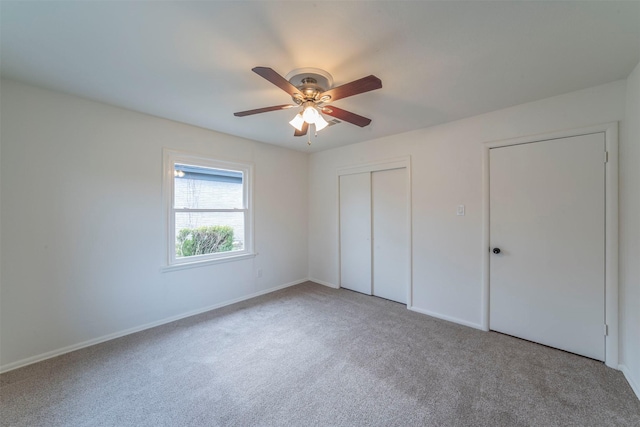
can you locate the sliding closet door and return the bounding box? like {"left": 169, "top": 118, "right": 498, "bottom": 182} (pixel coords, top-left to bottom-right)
{"left": 372, "top": 168, "right": 408, "bottom": 304}
{"left": 339, "top": 173, "right": 372, "bottom": 295}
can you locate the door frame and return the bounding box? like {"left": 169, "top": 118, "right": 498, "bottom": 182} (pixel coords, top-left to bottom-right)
{"left": 481, "top": 122, "right": 619, "bottom": 368}
{"left": 337, "top": 156, "right": 413, "bottom": 307}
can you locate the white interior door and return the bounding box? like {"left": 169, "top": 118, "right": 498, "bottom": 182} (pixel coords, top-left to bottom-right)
{"left": 339, "top": 173, "right": 372, "bottom": 295}
{"left": 372, "top": 168, "right": 408, "bottom": 304}
{"left": 489, "top": 133, "right": 605, "bottom": 360}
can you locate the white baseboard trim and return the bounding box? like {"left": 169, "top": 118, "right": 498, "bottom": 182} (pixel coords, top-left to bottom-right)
{"left": 308, "top": 277, "right": 339, "bottom": 289}
{"left": 408, "top": 305, "right": 484, "bottom": 331}
{"left": 619, "top": 364, "right": 640, "bottom": 401}
{"left": 0, "top": 278, "right": 307, "bottom": 374}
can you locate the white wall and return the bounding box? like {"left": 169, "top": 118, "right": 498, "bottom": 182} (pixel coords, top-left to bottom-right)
{"left": 620, "top": 61, "right": 640, "bottom": 397}
{"left": 309, "top": 80, "right": 627, "bottom": 330}
{"left": 0, "top": 79, "right": 309, "bottom": 370}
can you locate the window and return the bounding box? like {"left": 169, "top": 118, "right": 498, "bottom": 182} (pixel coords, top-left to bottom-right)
{"left": 163, "top": 149, "right": 254, "bottom": 269}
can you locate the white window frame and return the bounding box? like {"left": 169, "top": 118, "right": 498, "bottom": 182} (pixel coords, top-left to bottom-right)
{"left": 162, "top": 149, "right": 255, "bottom": 271}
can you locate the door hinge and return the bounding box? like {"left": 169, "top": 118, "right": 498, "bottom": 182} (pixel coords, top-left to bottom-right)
{"left": 604, "top": 324, "right": 609, "bottom": 336}
{"left": 604, "top": 151, "right": 609, "bottom": 163}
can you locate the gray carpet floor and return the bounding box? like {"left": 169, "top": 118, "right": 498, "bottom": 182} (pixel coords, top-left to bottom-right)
{"left": 1, "top": 281, "right": 639, "bottom": 427}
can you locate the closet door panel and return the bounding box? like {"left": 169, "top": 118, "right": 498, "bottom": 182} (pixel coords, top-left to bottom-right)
{"left": 372, "top": 168, "right": 408, "bottom": 304}
{"left": 339, "top": 173, "right": 372, "bottom": 295}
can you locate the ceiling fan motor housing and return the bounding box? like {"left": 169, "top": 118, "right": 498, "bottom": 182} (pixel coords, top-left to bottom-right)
{"left": 285, "top": 68, "right": 334, "bottom": 104}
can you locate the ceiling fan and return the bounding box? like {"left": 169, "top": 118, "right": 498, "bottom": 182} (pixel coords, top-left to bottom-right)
{"left": 234, "top": 67, "right": 382, "bottom": 138}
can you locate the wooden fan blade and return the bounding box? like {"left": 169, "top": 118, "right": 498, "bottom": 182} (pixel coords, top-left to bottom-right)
{"left": 294, "top": 121, "right": 309, "bottom": 137}
{"left": 234, "top": 104, "right": 296, "bottom": 117}
{"left": 321, "top": 106, "right": 372, "bottom": 127}
{"left": 320, "top": 75, "right": 381, "bottom": 103}
{"left": 252, "top": 67, "right": 302, "bottom": 98}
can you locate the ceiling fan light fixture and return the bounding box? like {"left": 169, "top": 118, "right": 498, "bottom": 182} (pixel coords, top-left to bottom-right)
{"left": 302, "top": 103, "right": 319, "bottom": 123}
{"left": 289, "top": 113, "right": 305, "bottom": 131}
{"left": 314, "top": 114, "right": 329, "bottom": 131}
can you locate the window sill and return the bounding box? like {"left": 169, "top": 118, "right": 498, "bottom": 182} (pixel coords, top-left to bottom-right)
{"left": 161, "top": 252, "right": 257, "bottom": 273}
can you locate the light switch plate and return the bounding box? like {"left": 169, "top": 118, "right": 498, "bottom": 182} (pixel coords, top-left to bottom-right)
{"left": 457, "top": 205, "right": 465, "bottom": 216}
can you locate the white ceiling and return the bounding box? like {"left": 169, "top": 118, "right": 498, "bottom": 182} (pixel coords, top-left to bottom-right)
{"left": 2, "top": 1, "right": 639, "bottom": 152}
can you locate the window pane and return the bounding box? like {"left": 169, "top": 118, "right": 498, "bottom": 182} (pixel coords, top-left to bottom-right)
{"left": 175, "top": 212, "right": 245, "bottom": 258}
{"left": 174, "top": 163, "right": 243, "bottom": 209}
